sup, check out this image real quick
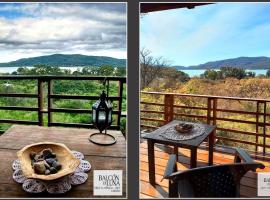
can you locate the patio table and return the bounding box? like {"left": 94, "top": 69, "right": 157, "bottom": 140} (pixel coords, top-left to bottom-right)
{"left": 0, "top": 125, "right": 126, "bottom": 198}
{"left": 142, "top": 120, "right": 216, "bottom": 185}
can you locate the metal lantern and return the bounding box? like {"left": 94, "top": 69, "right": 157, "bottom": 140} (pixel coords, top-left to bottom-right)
{"left": 89, "top": 90, "right": 115, "bottom": 145}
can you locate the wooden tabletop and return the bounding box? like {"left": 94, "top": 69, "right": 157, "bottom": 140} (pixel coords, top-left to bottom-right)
{"left": 142, "top": 120, "right": 216, "bottom": 148}
{"left": 0, "top": 125, "right": 126, "bottom": 198}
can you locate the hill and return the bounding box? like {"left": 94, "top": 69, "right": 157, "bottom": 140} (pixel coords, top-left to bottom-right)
{"left": 174, "top": 56, "right": 270, "bottom": 70}
{"left": 0, "top": 54, "right": 126, "bottom": 67}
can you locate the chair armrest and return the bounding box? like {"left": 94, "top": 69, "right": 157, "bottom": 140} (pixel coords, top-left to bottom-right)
{"left": 163, "top": 154, "right": 177, "bottom": 180}
{"left": 234, "top": 148, "right": 254, "bottom": 163}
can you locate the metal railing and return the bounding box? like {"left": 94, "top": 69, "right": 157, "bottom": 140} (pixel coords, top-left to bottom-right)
{"left": 141, "top": 91, "right": 270, "bottom": 157}
{"left": 0, "top": 75, "right": 126, "bottom": 132}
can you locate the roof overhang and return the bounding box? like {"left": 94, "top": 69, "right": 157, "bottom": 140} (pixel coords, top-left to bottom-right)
{"left": 140, "top": 3, "right": 211, "bottom": 13}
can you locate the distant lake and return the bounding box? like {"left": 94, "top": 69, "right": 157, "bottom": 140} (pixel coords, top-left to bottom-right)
{"left": 180, "top": 69, "right": 269, "bottom": 77}
{"left": 0, "top": 66, "right": 86, "bottom": 74}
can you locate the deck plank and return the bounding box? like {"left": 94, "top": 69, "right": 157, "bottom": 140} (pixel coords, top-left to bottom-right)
{"left": 140, "top": 141, "right": 268, "bottom": 198}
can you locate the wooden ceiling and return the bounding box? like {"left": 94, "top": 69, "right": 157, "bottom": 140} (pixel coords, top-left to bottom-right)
{"left": 140, "top": 3, "right": 211, "bottom": 13}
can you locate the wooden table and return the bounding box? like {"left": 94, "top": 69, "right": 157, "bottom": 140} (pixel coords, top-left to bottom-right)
{"left": 0, "top": 125, "right": 126, "bottom": 198}
{"left": 142, "top": 120, "right": 216, "bottom": 185}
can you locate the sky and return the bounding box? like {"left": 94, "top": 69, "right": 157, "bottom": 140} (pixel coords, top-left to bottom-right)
{"left": 0, "top": 3, "right": 127, "bottom": 63}
{"left": 140, "top": 3, "right": 270, "bottom": 66}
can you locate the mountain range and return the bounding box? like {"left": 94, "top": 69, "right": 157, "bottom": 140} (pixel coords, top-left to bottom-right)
{"left": 174, "top": 56, "right": 270, "bottom": 70}
{"left": 0, "top": 54, "right": 126, "bottom": 67}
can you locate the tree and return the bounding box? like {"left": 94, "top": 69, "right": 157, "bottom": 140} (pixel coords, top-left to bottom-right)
{"left": 97, "top": 65, "right": 114, "bottom": 76}
{"left": 220, "top": 67, "right": 246, "bottom": 79}
{"left": 201, "top": 69, "right": 223, "bottom": 80}
{"left": 266, "top": 69, "right": 270, "bottom": 77}
{"left": 140, "top": 48, "right": 170, "bottom": 89}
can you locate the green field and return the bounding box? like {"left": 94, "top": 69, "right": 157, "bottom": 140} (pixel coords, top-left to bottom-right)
{"left": 0, "top": 65, "right": 127, "bottom": 135}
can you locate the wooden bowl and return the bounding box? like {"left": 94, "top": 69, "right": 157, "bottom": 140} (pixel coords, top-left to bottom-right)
{"left": 17, "top": 142, "right": 80, "bottom": 181}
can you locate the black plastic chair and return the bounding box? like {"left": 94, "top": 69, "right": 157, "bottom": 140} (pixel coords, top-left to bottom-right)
{"left": 163, "top": 148, "right": 265, "bottom": 198}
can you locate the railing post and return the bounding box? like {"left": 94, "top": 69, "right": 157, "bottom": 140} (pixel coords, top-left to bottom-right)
{"left": 164, "top": 94, "right": 174, "bottom": 124}
{"left": 116, "top": 80, "right": 124, "bottom": 129}
{"left": 38, "top": 79, "right": 44, "bottom": 126}
{"left": 207, "top": 97, "right": 212, "bottom": 125}
{"left": 207, "top": 97, "right": 217, "bottom": 145}
{"left": 48, "top": 79, "right": 53, "bottom": 126}
{"left": 256, "top": 101, "right": 267, "bottom": 155}
{"left": 263, "top": 102, "right": 266, "bottom": 155}
{"left": 212, "top": 98, "right": 217, "bottom": 144}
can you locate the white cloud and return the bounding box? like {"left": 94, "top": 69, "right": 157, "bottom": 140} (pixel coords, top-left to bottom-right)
{"left": 0, "top": 3, "right": 126, "bottom": 62}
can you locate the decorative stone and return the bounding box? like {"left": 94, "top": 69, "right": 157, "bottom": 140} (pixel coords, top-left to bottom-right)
{"left": 42, "top": 148, "right": 53, "bottom": 159}
{"left": 45, "top": 158, "right": 56, "bottom": 165}
{"left": 45, "top": 169, "right": 51, "bottom": 175}
{"left": 34, "top": 154, "right": 44, "bottom": 162}
{"left": 50, "top": 167, "right": 57, "bottom": 174}
{"left": 33, "top": 161, "right": 46, "bottom": 174}
{"left": 52, "top": 161, "right": 62, "bottom": 170}
{"left": 44, "top": 161, "right": 50, "bottom": 169}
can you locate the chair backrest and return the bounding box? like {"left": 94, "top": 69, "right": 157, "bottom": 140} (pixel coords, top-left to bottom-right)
{"left": 175, "top": 162, "right": 263, "bottom": 197}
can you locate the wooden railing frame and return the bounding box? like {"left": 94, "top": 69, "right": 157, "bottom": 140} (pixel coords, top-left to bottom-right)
{"left": 0, "top": 75, "right": 126, "bottom": 131}
{"left": 141, "top": 91, "right": 270, "bottom": 155}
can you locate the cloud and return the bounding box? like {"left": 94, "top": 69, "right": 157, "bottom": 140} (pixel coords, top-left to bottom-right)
{"left": 0, "top": 3, "right": 127, "bottom": 62}
{"left": 140, "top": 3, "right": 270, "bottom": 66}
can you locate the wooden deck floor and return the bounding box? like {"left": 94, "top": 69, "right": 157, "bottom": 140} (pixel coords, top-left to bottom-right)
{"left": 140, "top": 141, "right": 270, "bottom": 198}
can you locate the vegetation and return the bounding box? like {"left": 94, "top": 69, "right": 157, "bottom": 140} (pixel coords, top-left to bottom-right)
{"left": 0, "top": 54, "right": 126, "bottom": 67}
{"left": 0, "top": 65, "right": 126, "bottom": 134}
{"left": 140, "top": 48, "right": 189, "bottom": 89}
{"left": 140, "top": 50, "right": 270, "bottom": 153}
{"left": 200, "top": 67, "right": 255, "bottom": 80}
{"left": 175, "top": 56, "right": 270, "bottom": 70}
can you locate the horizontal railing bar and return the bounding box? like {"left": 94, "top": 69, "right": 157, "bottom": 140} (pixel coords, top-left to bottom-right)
{"left": 216, "top": 136, "right": 270, "bottom": 148}
{"left": 140, "top": 117, "right": 166, "bottom": 123}
{"left": 140, "top": 110, "right": 165, "bottom": 114}
{"left": 50, "top": 108, "right": 121, "bottom": 114}
{"left": 173, "top": 105, "right": 208, "bottom": 110}
{"left": 140, "top": 101, "right": 164, "bottom": 106}
{"left": 49, "top": 122, "right": 119, "bottom": 129}
{"left": 216, "top": 127, "right": 259, "bottom": 137}
{"left": 141, "top": 91, "right": 270, "bottom": 102}
{"left": 174, "top": 113, "right": 208, "bottom": 119}
{"left": 0, "top": 106, "right": 38, "bottom": 111}
{"left": 216, "top": 117, "right": 261, "bottom": 125}
{"left": 50, "top": 94, "right": 120, "bottom": 100}
{"left": 0, "top": 75, "right": 126, "bottom": 82}
{"left": 0, "top": 119, "right": 39, "bottom": 125}
{"left": 216, "top": 108, "right": 269, "bottom": 116}
{"left": 0, "top": 93, "right": 38, "bottom": 98}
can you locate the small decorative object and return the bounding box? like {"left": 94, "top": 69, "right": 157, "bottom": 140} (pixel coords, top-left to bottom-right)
{"left": 89, "top": 79, "right": 116, "bottom": 145}
{"left": 175, "top": 123, "right": 194, "bottom": 133}
{"left": 29, "top": 148, "right": 62, "bottom": 175}
{"left": 17, "top": 142, "right": 80, "bottom": 181}
{"left": 12, "top": 150, "right": 91, "bottom": 194}
{"left": 161, "top": 122, "right": 206, "bottom": 141}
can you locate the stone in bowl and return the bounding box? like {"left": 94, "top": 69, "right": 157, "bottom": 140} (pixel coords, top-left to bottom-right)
{"left": 17, "top": 142, "right": 80, "bottom": 181}
{"left": 174, "top": 123, "right": 194, "bottom": 134}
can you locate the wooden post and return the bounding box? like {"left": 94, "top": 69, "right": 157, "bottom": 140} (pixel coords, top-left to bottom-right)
{"left": 255, "top": 101, "right": 260, "bottom": 153}
{"left": 164, "top": 94, "right": 174, "bottom": 124}
{"left": 117, "top": 80, "right": 124, "bottom": 129}
{"left": 207, "top": 97, "right": 212, "bottom": 125}
{"left": 212, "top": 98, "right": 217, "bottom": 145}
{"left": 47, "top": 80, "right": 53, "bottom": 126}
{"left": 38, "top": 79, "right": 44, "bottom": 126}
{"left": 263, "top": 101, "right": 266, "bottom": 155}
{"left": 147, "top": 140, "right": 155, "bottom": 185}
